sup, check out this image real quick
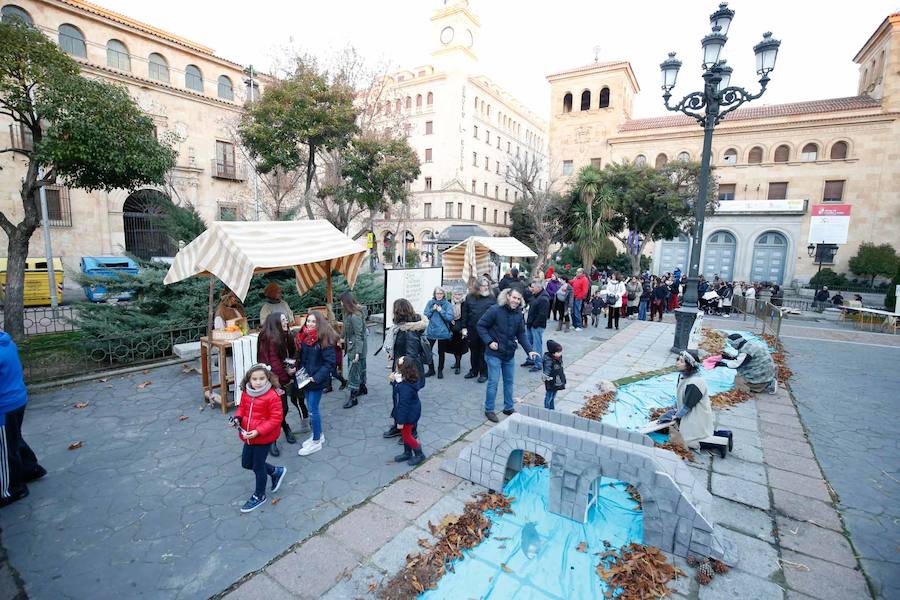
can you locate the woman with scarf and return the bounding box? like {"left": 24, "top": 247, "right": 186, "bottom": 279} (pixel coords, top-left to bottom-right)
{"left": 295, "top": 311, "right": 338, "bottom": 456}
{"left": 256, "top": 312, "right": 298, "bottom": 456}
{"left": 439, "top": 290, "right": 468, "bottom": 376}
{"left": 423, "top": 287, "right": 453, "bottom": 378}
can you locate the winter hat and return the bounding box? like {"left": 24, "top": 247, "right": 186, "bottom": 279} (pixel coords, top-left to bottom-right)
{"left": 727, "top": 333, "right": 747, "bottom": 349}
{"left": 264, "top": 282, "right": 282, "bottom": 299}
{"left": 547, "top": 339, "right": 562, "bottom": 354}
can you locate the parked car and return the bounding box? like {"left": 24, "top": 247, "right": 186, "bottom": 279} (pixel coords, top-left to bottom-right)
{"left": 80, "top": 256, "right": 139, "bottom": 302}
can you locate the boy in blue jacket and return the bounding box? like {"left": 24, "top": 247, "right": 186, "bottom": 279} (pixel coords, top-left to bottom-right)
{"left": 1, "top": 331, "right": 46, "bottom": 507}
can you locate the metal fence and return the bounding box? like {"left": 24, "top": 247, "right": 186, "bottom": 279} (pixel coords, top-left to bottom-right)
{"left": 0, "top": 305, "right": 78, "bottom": 336}
{"left": 732, "top": 296, "right": 784, "bottom": 339}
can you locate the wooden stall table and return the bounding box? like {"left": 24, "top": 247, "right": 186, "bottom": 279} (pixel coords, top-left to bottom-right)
{"left": 840, "top": 305, "right": 899, "bottom": 334}
{"left": 200, "top": 336, "right": 235, "bottom": 414}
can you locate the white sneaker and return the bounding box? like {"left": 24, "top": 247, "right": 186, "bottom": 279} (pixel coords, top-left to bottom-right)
{"left": 298, "top": 439, "right": 324, "bottom": 456}
{"left": 300, "top": 433, "right": 325, "bottom": 449}
{"left": 574, "top": 327, "right": 583, "bottom": 331}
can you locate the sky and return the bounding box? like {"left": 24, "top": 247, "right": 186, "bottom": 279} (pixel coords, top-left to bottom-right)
{"left": 97, "top": 0, "right": 896, "bottom": 120}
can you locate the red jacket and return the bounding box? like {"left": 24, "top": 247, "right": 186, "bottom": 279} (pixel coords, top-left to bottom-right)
{"left": 235, "top": 388, "right": 283, "bottom": 445}
{"left": 257, "top": 335, "right": 293, "bottom": 387}
{"left": 572, "top": 274, "right": 590, "bottom": 300}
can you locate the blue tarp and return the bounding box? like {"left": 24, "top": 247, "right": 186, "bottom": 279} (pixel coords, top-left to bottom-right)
{"left": 422, "top": 467, "right": 642, "bottom": 599}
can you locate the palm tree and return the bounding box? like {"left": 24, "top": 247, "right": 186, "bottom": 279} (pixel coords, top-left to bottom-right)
{"left": 568, "top": 166, "right": 612, "bottom": 272}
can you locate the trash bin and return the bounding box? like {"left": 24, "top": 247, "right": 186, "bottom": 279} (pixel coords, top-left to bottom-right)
{"left": 80, "top": 256, "right": 139, "bottom": 302}
{"left": 0, "top": 257, "right": 65, "bottom": 306}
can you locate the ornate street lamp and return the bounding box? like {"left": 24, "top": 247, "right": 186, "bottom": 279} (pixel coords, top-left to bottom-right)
{"left": 660, "top": 2, "right": 780, "bottom": 352}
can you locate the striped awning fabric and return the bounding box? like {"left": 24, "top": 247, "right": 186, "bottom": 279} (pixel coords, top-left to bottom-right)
{"left": 442, "top": 236, "right": 536, "bottom": 281}
{"left": 162, "top": 220, "right": 368, "bottom": 301}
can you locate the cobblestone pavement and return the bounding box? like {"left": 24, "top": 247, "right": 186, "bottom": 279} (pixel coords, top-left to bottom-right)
{"left": 0, "top": 319, "right": 616, "bottom": 600}
{"left": 226, "top": 319, "right": 874, "bottom": 600}
{"left": 783, "top": 333, "right": 900, "bottom": 600}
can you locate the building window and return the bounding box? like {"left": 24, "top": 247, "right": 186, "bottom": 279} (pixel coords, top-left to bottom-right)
{"left": 599, "top": 87, "right": 610, "bottom": 108}
{"left": 471, "top": 179, "right": 476, "bottom": 193}
{"left": 473, "top": 125, "right": 478, "bottom": 139}
{"left": 634, "top": 154, "right": 647, "bottom": 167}
{"left": 217, "top": 75, "right": 234, "bottom": 100}
{"left": 473, "top": 152, "right": 477, "bottom": 166}
{"left": 483, "top": 207, "right": 487, "bottom": 221}
{"left": 748, "top": 146, "right": 763, "bottom": 164}
{"left": 416, "top": 94, "right": 423, "bottom": 108}
{"left": 676, "top": 151, "right": 690, "bottom": 162}
{"left": 425, "top": 177, "right": 432, "bottom": 190}
{"left": 217, "top": 203, "right": 239, "bottom": 221}
{"left": 185, "top": 64, "right": 203, "bottom": 92}
{"left": 425, "top": 121, "right": 433, "bottom": 134}
{"left": 562, "top": 160, "right": 574, "bottom": 176}
{"left": 514, "top": 191, "right": 518, "bottom": 201}
{"left": 405, "top": 96, "right": 411, "bottom": 109}
{"left": 494, "top": 186, "right": 499, "bottom": 199}
{"left": 445, "top": 202, "right": 453, "bottom": 218}
{"left": 58, "top": 24, "right": 87, "bottom": 58}
{"left": 718, "top": 184, "right": 736, "bottom": 201}
{"left": 31, "top": 186, "right": 71, "bottom": 227}
{"left": 484, "top": 156, "right": 489, "bottom": 170}
{"left": 563, "top": 92, "right": 573, "bottom": 113}
{"left": 424, "top": 202, "right": 432, "bottom": 218}
{"left": 10, "top": 121, "right": 33, "bottom": 151}
{"left": 767, "top": 182, "right": 788, "bottom": 200}
{"left": 801, "top": 143, "right": 819, "bottom": 162}
{"left": 493, "top": 209, "right": 498, "bottom": 224}
{"left": 106, "top": 39, "right": 130, "bottom": 71}
{"left": 830, "top": 141, "right": 848, "bottom": 160}
{"left": 395, "top": 98, "right": 401, "bottom": 112}
{"left": 149, "top": 53, "right": 170, "bottom": 83}
{"left": 214, "top": 140, "right": 240, "bottom": 179}
{"left": 823, "top": 180, "right": 844, "bottom": 202}
{"left": 483, "top": 182, "right": 488, "bottom": 196}
{"left": 655, "top": 153, "right": 668, "bottom": 168}
{"left": 507, "top": 141, "right": 511, "bottom": 153}
{"left": 425, "top": 148, "right": 433, "bottom": 162}
{"left": 580, "top": 90, "right": 591, "bottom": 111}
{"left": 590, "top": 157, "right": 602, "bottom": 169}
{"left": 457, "top": 203, "right": 463, "bottom": 219}
{"left": 486, "top": 131, "right": 491, "bottom": 144}
{"left": 505, "top": 188, "right": 509, "bottom": 201}
{"left": 722, "top": 148, "right": 738, "bottom": 165}
{"left": 427, "top": 92, "right": 433, "bottom": 106}
{"left": 1, "top": 5, "right": 33, "bottom": 25}
{"left": 497, "top": 136, "right": 501, "bottom": 149}
{"left": 774, "top": 145, "right": 790, "bottom": 163}
{"left": 470, "top": 205, "right": 475, "bottom": 220}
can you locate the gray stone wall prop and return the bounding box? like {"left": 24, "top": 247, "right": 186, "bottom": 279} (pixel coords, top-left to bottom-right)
{"left": 441, "top": 405, "right": 736, "bottom": 564}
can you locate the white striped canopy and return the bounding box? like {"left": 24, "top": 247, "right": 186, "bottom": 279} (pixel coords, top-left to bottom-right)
{"left": 162, "top": 220, "right": 368, "bottom": 301}
{"left": 441, "top": 236, "right": 536, "bottom": 282}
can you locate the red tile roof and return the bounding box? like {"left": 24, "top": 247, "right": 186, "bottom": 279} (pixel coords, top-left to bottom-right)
{"left": 619, "top": 96, "right": 882, "bottom": 132}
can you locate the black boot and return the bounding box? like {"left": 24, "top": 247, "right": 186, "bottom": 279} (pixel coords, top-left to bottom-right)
{"left": 425, "top": 365, "right": 436, "bottom": 378}
{"left": 394, "top": 444, "right": 413, "bottom": 462}
{"left": 437, "top": 369, "right": 443, "bottom": 379}
{"left": 342, "top": 391, "right": 359, "bottom": 409}
{"left": 283, "top": 422, "right": 297, "bottom": 444}
{"left": 408, "top": 447, "right": 426, "bottom": 466}
{"left": 269, "top": 439, "right": 281, "bottom": 457}
{"left": 358, "top": 383, "right": 368, "bottom": 396}
{"left": 383, "top": 425, "right": 401, "bottom": 438}
{"left": 464, "top": 371, "right": 477, "bottom": 379}
{"left": 338, "top": 374, "right": 348, "bottom": 390}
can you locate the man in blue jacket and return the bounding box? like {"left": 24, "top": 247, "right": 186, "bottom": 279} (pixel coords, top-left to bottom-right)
{"left": 1, "top": 330, "right": 45, "bottom": 507}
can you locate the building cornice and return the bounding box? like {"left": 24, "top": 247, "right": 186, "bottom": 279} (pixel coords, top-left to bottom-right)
{"left": 853, "top": 13, "right": 900, "bottom": 63}
{"left": 467, "top": 76, "right": 547, "bottom": 131}
{"left": 429, "top": 2, "right": 481, "bottom": 28}
{"left": 546, "top": 61, "right": 640, "bottom": 94}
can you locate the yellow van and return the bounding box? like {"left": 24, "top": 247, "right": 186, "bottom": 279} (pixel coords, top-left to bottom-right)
{"left": 0, "top": 257, "right": 65, "bottom": 306}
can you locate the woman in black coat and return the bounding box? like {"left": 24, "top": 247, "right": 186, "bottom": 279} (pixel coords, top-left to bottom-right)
{"left": 383, "top": 298, "right": 428, "bottom": 439}
{"left": 461, "top": 277, "right": 496, "bottom": 383}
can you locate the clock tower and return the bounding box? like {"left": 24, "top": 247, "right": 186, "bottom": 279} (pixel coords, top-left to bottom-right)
{"left": 431, "top": 0, "right": 480, "bottom": 72}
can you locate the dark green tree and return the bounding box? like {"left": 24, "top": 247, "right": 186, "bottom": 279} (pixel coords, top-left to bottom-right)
{"left": 848, "top": 242, "right": 897, "bottom": 288}
{"left": 0, "top": 21, "right": 176, "bottom": 340}
{"left": 564, "top": 166, "right": 613, "bottom": 272}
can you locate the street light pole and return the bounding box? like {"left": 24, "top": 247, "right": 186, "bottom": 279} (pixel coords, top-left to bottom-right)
{"left": 659, "top": 2, "right": 780, "bottom": 352}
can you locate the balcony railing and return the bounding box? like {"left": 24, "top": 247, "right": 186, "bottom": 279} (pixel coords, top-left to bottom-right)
{"left": 210, "top": 159, "right": 246, "bottom": 181}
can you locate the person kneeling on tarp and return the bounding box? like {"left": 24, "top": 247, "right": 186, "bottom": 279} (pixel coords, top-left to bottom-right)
{"left": 659, "top": 350, "right": 713, "bottom": 449}
{"left": 716, "top": 333, "right": 777, "bottom": 394}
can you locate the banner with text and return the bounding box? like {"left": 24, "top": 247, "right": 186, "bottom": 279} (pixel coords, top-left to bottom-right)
{"left": 808, "top": 204, "right": 851, "bottom": 244}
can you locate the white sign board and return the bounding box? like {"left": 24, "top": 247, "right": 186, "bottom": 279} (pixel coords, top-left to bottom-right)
{"left": 687, "top": 312, "right": 704, "bottom": 351}
{"left": 716, "top": 199, "right": 806, "bottom": 214}
{"left": 808, "top": 204, "right": 851, "bottom": 244}
{"left": 384, "top": 267, "right": 444, "bottom": 330}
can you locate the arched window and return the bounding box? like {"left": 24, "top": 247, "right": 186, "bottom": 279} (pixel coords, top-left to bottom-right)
{"left": 487, "top": 105, "right": 492, "bottom": 117}
{"left": 830, "top": 141, "right": 848, "bottom": 160}
{"left": 773, "top": 144, "right": 790, "bottom": 163}
{"left": 580, "top": 90, "right": 591, "bottom": 111}
{"left": 801, "top": 143, "right": 818, "bottom": 161}
{"left": 634, "top": 154, "right": 647, "bottom": 167}
{"left": 474, "top": 97, "right": 479, "bottom": 110}
{"left": 58, "top": 24, "right": 86, "bottom": 58}
{"left": 426, "top": 91, "right": 433, "bottom": 106}
{"left": 2, "top": 5, "right": 33, "bottom": 25}
{"left": 185, "top": 64, "right": 203, "bottom": 92}
{"left": 676, "top": 151, "right": 690, "bottom": 162}
{"left": 405, "top": 96, "right": 411, "bottom": 109}
{"left": 217, "top": 75, "right": 234, "bottom": 100}
{"left": 148, "top": 53, "right": 169, "bottom": 83}
{"left": 416, "top": 94, "right": 423, "bottom": 108}
{"left": 563, "top": 92, "right": 573, "bottom": 113}
{"left": 106, "top": 39, "right": 130, "bottom": 71}
{"left": 384, "top": 100, "right": 391, "bottom": 115}
{"left": 748, "top": 146, "right": 763, "bottom": 164}
{"left": 655, "top": 153, "right": 668, "bottom": 168}
{"left": 599, "top": 86, "right": 610, "bottom": 108}
{"left": 722, "top": 148, "right": 738, "bottom": 165}
{"left": 395, "top": 98, "right": 401, "bottom": 113}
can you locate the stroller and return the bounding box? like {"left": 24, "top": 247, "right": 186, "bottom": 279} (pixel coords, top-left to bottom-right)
{"left": 700, "top": 290, "right": 722, "bottom": 315}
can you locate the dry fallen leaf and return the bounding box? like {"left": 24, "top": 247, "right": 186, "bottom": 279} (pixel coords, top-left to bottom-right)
{"left": 271, "top": 497, "right": 281, "bottom": 505}
{"left": 367, "top": 582, "right": 377, "bottom": 592}
{"left": 68, "top": 441, "right": 84, "bottom": 450}
{"left": 97, "top": 377, "right": 108, "bottom": 383}
{"left": 73, "top": 402, "right": 88, "bottom": 409}
{"left": 500, "top": 563, "right": 513, "bottom": 574}
{"left": 576, "top": 541, "right": 587, "bottom": 553}
{"left": 137, "top": 381, "right": 151, "bottom": 389}
{"left": 178, "top": 415, "right": 189, "bottom": 421}
{"left": 403, "top": 500, "right": 417, "bottom": 505}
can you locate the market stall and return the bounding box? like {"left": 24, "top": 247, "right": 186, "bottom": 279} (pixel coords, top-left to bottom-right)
{"left": 440, "top": 236, "right": 537, "bottom": 282}
{"left": 163, "top": 220, "right": 368, "bottom": 410}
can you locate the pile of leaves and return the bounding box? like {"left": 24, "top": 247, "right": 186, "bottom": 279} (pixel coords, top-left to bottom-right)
{"left": 378, "top": 492, "right": 514, "bottom": 599}
{"left": 596, "top": 543, "right": 685, "bottom": 600}
{"left": 686, "top": 555, "right": 729, "bottom": 585}
{"left": 699, "top": 328, "right": 726, "bottom": 354}
{"left": 710, "top": 388, "right": 752, "bottom": 409}
{"left": 575, "top": 391, "right": 617, "bottom": 421}
{"left": 625, "top": 484, "right": 643, "bottom": 509}
{"left": 522, "top": 451, "right": 547, "bottom": 468}
{"left": 760, "top": 333, "right": 793, "bottom": 384}
{"left": 655, "top": 440, "right": 695, "bottom": 462}
{"left": 649, "top": 405, "right": 675, "bottom": 421}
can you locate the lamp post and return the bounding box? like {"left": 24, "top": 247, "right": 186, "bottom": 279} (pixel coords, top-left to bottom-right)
{"left": 660, "top": 2, "right": 780, "bottom": 352}
{"left": 808, "top": 242, "right": 838, "bottom": 310}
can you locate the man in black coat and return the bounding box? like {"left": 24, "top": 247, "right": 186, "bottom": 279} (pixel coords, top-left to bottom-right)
{"left": 461, "top": 278, "right": 496, "bottom": 382}
{"left": 522, "top": 280, "right": 550, "bottom": 373}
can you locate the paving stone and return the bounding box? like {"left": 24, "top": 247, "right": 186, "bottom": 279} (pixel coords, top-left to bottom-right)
{"left": 449, "top": 480, "right": 489, "bottom": 502}
{"left": 222, "top": 574, "right": 294, "bottom": 600}
{"left": 711, "top": 456, "right": 767, "bottom": 485}
{"left": 410, "top": 461, "right": 462, "bottom": 492}
{"left": 760, "top": 435, "right": 815, "bottom": 460}
{"left": 727, "top": 530, "right": 781, "bottom": 578}
{"left": 414, "top": 494, "right": 467, "bottom": 533}
{"left": 697, "top": 567, "right": 786, "bottom": 600}
{"left": 326, "top": 503, "right": 407, "bottom": 557}
{"left": 711, "top": 473, "right": 770, "bottom": 510}
{"left": 763, "top": 448, "right": 822, "bottom": 479}
{"left": 712, "top": 496, "right": 775, "bottom": 543}
{"left": 780, "top": 550, "right": 870, "bottom": 600}
{"left": 370, "top": 477, "right": 446, "bottom": 521}
{"left": 370, "top": 524, "right": 430, "bottom": 574}
{"left": 767, "top": 468, "right": 831, "bottom": 503}
{"left": 756, "top": 422, "right": 805, "bottom": 442}
{"left": 727, "top": 438, "right": 765, "bottom": 464}
{"left": 320, "top": 565, "right": 386, "bottom": 600}
{"left": 771, "top": 489, "right": 842, "bottom": 532}
{"left": 266, "top": 535, "right": 360, "bottom": 598}
{"left": 775, "top": 516, "right": 857, "bottom": 568}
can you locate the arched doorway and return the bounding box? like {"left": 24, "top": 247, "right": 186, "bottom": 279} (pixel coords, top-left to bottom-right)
{"left": 704, "top": 231, "right": 736, "bottom": 280}
{"left": 658, "top": 234, "right": 690, "bottom": 275}
{"left": 122, "top": 190, "right": 175, "bottom": 260}
{"left": 751, "top": 231, "right": 787, "bottom": 284}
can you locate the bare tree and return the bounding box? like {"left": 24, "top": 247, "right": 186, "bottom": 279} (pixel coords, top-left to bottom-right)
{"left": 506, "top": 153, "right": 565, "bottom": 273}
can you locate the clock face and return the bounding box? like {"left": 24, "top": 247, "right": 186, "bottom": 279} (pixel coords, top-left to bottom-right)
{"left": 440, "top": 26, "right": 454, "bottom": 45}
{"left": 465, "top": 29, "right": 474, "bottom": 49}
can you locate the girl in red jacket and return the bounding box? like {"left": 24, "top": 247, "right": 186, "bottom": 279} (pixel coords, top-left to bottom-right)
{"left": 230, "top": 364, "right": 287, "bottom": 513}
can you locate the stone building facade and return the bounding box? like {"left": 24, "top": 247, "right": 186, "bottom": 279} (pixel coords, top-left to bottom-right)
{"left": 547, "top": 13, "right": 900, "bottom": 284}
{"left": 1, "top": 0, "right": 260, "bottom": 282}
